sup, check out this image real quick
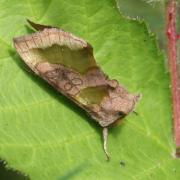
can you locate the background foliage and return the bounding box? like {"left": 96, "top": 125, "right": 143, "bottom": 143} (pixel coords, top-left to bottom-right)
{"left": 0, "top": 0, "right": 179, "bottom": 179}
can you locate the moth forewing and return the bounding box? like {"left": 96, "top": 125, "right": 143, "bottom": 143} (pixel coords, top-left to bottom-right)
{"left": 13, "top": 20, "right": 141, "bottom": 160}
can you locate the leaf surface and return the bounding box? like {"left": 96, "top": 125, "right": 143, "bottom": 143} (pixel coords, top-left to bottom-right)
{"left": 0, "top": 0, "right": 179, "bottom": 179}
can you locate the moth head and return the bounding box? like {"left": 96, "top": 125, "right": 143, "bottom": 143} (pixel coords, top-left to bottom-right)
{"left": 118, "top": 92, "right": 141, "bottom": 116}
{"left": 102, "top": 85, "right": 141, "bottom": 118}
{"left": 107, "top": 93, "right": 141, "bottom": 127}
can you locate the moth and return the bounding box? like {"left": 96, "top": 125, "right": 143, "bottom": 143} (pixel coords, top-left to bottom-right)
{"left": 13, "top": 20, "right": 141, "bottom": 160}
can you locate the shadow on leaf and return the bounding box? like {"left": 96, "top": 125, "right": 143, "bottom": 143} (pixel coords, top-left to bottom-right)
{"left": 58, "top": 161, "right": 89, "bottom": 180}
{"left": 0, "top": 160, "right": 29, "bottom": 180}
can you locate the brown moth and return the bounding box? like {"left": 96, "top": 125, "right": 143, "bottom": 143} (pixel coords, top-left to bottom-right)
{"left": 13, "top": 20, "right": 141, "bottom": 160}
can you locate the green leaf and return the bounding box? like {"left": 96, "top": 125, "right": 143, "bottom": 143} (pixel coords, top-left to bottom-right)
{"left": 0, "top": 0, "right": 179, "bottom": 179}
{"left": 117, "top": 0, "right": 166, "bottom": 49}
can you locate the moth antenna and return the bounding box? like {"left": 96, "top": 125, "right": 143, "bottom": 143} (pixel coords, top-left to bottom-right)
{"left": 103, "top": 127, "right": 110, "bottom": 161}
{"left": 27, "top": 19, "right": 54, "bottom": 31}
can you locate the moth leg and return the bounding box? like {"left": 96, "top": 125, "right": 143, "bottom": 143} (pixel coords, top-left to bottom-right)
{"left": 103, "top": 127, "right": 110, "bottom": 161}
{"left": 27, "top": 19, "right": 55, "bottom": 31}
{"left": 133, "top": 111, "right": 138, "bottom": 115}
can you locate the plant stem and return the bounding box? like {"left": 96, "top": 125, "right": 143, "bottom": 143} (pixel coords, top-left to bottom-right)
{"left": 166, "top": 0, "right": 180, "bottom": 157}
